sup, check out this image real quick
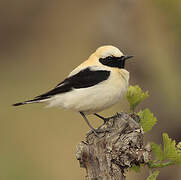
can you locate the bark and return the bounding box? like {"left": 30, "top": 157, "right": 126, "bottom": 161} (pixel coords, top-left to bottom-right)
{"left": 76, "top": 113, "right": 151, "bottom": 180}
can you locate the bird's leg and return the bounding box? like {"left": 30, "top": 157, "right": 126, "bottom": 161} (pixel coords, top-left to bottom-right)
{"left": 94, "top": 113, "right": 109, "bottom": 123}
{"left": 80, "top": 112, "right": 98, "bottom": 136}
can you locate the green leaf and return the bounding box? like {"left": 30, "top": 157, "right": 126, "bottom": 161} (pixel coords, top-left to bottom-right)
{"left": 149, "top": 134, "right": 181, "bottom": 168}
{"left": 138, "top": 109, "right": 157, "bottom": 133}
{"left": 129, "top": 164, "right": 141, "bottom": 173}
{"left": 146, "top": 170, "right": 160, "bottom": 180}
{"left": 151, "top": 143, "right": 164, "bottom": 161}
{"left": 148, "top": 161, "right": 175, "bottom": 168}
{"left": 177, "top": 142, "right": 181, "bottom": 153}
{"left": 126, "top": 85, "right": 149, "bottom": 112}
{"left": 163, "top": 133, "right": 181, "bottom": 164}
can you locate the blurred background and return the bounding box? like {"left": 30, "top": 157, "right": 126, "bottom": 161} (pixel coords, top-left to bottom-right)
{"left": 1, "top": 0, "right": 181, "bottom": 179}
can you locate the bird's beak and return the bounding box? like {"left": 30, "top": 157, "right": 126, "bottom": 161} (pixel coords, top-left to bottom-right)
{"left": 122, "top": 55, "right": 133, "bottom": 61}
{"left": 118, "top": 55, "right": 133, "bottom": 68}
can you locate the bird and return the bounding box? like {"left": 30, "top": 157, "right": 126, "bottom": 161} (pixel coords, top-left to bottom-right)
{"left": 13, "top": 45, "right": 133, "bottom": 135}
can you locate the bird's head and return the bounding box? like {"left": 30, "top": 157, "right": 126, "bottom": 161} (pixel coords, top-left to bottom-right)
{"left": 94, "top": 45, "right": 133, "bottom": 69}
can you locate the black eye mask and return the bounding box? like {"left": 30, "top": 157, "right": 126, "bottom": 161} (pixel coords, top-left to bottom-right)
{"left": 99, "top": 55, "right": 133, "bottom": 69}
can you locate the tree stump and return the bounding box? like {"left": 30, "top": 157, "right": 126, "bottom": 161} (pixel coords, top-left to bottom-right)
{"left": 76, "top": 113, "right": 151, "bottom": 180}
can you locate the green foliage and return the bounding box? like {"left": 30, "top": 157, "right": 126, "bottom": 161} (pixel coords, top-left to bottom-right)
{"left": 138, "top": 109, "right": 157, "bottom": 133}
{"left": 150, "top": 133, "right": 181, "bottom": 168}
{"left": 146, "top": 170, "right": 160, "bottom": 180}
{"left": 126, "top": 85, "right": 180, "bottom": 180}
{"left": 129, "top": 164, "right": 141, "bottom": 173}
{"left": 163, "top": 133, "right": 181, "bottom": 164}
{"left": 126, "top": 85, "right": 149, "bottom": 112}
{"left": 177, "top": 142, "right": 181, "bottom": 151}
{"left": 151, "top": 143, "right": 164, "bottom": 161}
{"left": 126, "top": 85, "right": 157, "bottom": 133}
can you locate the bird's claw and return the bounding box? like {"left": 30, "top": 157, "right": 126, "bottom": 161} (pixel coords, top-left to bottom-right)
{"left": 102, "top": 117, "right": 110, "bottom": 124}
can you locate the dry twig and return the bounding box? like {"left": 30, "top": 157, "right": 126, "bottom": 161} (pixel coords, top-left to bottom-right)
{"left": 76, "top": 113, "right": 151, "bottom": 180}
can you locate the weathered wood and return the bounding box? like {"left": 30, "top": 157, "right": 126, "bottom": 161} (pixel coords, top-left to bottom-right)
{"left": 76, "top": 113, "right": 151, "bottom": 180}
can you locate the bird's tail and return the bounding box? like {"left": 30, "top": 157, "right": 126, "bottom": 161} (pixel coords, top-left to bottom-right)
{"left": 13, "top": 92, "right": 52, "bottom": 106}
{"left": 12, "top": 96, "right": 51, "bottom": 106}
{"left": 12, "top": 99, "right": 41, "bottom": 106}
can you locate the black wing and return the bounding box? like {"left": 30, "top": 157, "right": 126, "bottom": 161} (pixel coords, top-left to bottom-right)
{"left": 34, "top": 67, "right": 110, "bottom": 100}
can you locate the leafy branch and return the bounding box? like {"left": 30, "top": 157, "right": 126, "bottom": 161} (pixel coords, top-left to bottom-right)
{"left": 126, "top": 85, "right": 148, "bottom": 112}
{"left": 126, "top": 85, "right": 181, "bottom": 180}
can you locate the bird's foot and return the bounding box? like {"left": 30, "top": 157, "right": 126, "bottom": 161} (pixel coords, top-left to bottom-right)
{"left": 102, "top": 118, "right": 110, "bottom": 124}
{"left": 94, "top": 113, "right": 110, "bottom": 124}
